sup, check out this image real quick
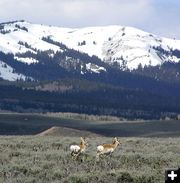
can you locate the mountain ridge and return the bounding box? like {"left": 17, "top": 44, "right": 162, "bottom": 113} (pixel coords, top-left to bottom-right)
{"left": 1, "top": 20, "right": 180, "bottom": 81}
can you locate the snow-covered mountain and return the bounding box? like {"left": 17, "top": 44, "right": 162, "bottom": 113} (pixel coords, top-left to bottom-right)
{"left": 1, "top": 20, "right": 180, "bottom": 80}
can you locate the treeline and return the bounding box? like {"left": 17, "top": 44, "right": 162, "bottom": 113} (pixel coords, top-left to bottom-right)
{"left": 42, "top": 36, "right": 108, "bottom": 68}
{"left": 133, "top": 46, "right": 180, "bottom": 84}
{"left": 0, "top": 81, "right": 180, "bottom": 119}
{"left": 45, "top": 112, "right": 122, "bottom": 121}
{"left": 0, "top": 51, "right": 71, "bottom": 80}
{"left": 133, "top": 61, "right": 180, "bottom": 84}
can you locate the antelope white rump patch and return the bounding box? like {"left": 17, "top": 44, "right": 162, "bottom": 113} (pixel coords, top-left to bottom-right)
{"left": 97, "top": 145, "right": 104, "bottom": 152}
{"left": 70, "top": 145, "right": 80, "bottom": 152}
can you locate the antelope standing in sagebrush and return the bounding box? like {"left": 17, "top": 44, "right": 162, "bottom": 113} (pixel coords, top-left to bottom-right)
{"left": 96, "top": 137, "right": 121, "bottom": 159}
{"left": 70, "top": 137, "right": 88, "bottom": 160}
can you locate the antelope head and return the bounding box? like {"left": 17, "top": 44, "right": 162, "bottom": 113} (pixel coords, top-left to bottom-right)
{"left": 80, "top": 137, "right": 88, "bottom": 146}
{"left": 112, "top": 137, "right": 121, "bottom": 146}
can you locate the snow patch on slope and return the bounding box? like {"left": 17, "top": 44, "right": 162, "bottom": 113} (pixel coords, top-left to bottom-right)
{"left": 0, "top": 60, "right": 27, "bottom": 81}
{"left": 86, "top": 63, "right": 106, "bottom": 74}
{"left": 14, "top": 56, "right": 38, "bottom": 64}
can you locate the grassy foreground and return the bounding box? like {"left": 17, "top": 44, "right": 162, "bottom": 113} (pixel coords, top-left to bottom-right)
{"left": 0, "top": 136, "right": 180, "bottom": 183}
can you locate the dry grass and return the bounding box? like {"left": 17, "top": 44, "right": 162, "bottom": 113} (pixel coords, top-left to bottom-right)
{"left": 0, "top": 136, "right": 180, "bottom": 183}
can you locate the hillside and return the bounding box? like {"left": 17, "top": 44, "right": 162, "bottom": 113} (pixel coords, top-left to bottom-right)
{"left": 1, "top": 21, "right": 180, "bottom": 119}
{"left": 0, "top": 20, "right": 180, "bottom": 81}
{"left": 1, "top": 79, "right": 180, "bottom": 119}
{"left": 0, "top": 113, "right": 180, "bottom": 137}
{"left": 37, "top": 126, "right": 101, "bottom": 137}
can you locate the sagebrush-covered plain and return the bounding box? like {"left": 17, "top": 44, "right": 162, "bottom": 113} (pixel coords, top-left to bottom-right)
{"left": 0, "top": 136, "right": 180, "bottom": 183}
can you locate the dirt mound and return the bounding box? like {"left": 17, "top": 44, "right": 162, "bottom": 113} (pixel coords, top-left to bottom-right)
{"left": 37, "top": 126, "right": 101, "bottom": 137}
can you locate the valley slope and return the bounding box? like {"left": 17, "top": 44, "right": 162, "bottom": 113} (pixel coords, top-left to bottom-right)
{"left": 0, "top": 20, "right": 180, "bottom": 119}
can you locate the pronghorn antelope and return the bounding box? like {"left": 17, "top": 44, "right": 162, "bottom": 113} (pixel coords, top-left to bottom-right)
{"left": 70, "top": 137, "right": 88, "bottom": 159}
{"left": 96, "top": 137, "right": 121, "bottom": 159}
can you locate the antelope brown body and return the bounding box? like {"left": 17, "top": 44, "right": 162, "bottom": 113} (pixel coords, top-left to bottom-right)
{"left": 96, "top": 137, "right": 120, "bottom": 158}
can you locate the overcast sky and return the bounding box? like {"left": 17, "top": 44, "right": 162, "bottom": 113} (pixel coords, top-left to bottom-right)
{"left": 0, "top": 0, "right": 180, "bottom": 39}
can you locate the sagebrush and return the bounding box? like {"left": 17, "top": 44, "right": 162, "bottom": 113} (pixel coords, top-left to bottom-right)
{"left": 0, "top": 136, "right": 180, "bottom": 183}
